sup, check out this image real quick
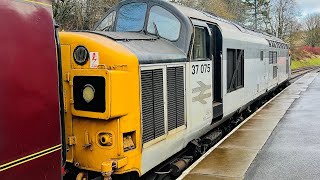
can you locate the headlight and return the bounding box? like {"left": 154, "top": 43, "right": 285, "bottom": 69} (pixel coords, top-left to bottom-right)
{"left": 73, "top": 76, "right": 106, "bottom": 113}
{"left": 73, "top": 46, "right": 89, "bottom": 65}
{"left": 83, "top": 84, "right": 95, "bottom": 103}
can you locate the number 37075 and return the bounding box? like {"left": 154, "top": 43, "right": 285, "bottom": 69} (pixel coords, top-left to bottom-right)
{"left": 192, "top": 64, "right": 211, "bottom": 75}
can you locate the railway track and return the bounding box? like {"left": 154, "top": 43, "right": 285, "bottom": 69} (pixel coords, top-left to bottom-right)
{"left": 290, "top": 66, "right": 320, "bottom": 82}
{"left": 170, "top": 66, "right": 320, "bottom": 180}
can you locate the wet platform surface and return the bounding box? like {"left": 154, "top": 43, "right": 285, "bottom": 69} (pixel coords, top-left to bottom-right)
{"left": 245, "top": 73, "right": 320, "bottom": 180}
{"left": 180, "top": 73, "right": 319, "bottom": 180}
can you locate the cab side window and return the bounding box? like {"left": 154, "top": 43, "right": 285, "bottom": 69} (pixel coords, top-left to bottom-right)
{"left": 193, "top": 27, "right": 210, "bottom": 60}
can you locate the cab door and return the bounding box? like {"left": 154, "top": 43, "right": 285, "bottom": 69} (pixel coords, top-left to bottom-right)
{"left": 189, "top": 20, "right": 213, "bottom": 127}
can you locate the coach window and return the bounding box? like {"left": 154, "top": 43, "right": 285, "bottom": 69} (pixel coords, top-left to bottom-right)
{"left": 227, "top": 49, "right": 244, "bottom": 92}
{"left": 193, "top": 27, "right": 210, "bottom": 60}
{"left": 116, "top": 3, "right": 147, "bottom": 32}
{"left": 147, "top": 6, "right": 181, "bottom": 41}
{"left": 96, "top": 11, "right": 116, "bottom": 31}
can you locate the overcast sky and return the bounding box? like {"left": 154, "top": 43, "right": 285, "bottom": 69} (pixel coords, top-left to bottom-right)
{"left": 296, "top": 0, "right": 320, "bottom": 16}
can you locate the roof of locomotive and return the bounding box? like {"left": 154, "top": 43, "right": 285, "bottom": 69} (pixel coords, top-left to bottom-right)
{"left": 166, "top": 1, "right": 285, "bottom": 44}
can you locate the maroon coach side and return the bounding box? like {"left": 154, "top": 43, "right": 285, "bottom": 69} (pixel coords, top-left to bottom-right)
{"left": 0, "top": 0, "right": 63, "bottom": 179}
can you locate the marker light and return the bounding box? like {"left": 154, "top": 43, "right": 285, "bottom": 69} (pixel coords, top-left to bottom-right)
{"left": 73, "top": 46, "right": 89, "bottom": 65}
{"left": 83, "top": 84, "right": 95, "bottom": 103}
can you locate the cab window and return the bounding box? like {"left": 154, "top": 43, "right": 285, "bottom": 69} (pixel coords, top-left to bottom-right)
{"left": 193, "top": 27, "right": 210, "bottom": 60}
{"left": 147, "top": 6, "right": 181, "bottom": 41}
{"left": 96, "top": 11, "right": 116, "bottom": 31}
{"left": 116, "top": 3, "right": 147, "bottom": 32}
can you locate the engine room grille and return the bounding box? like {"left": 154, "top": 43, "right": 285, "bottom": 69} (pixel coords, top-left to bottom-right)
{"left": 167, "top": 67, "right": 185, "bottom": 131}
{"left": 141, "top": 69, "right": 165, "bottom": 144}
{"left": 273, "top": 66, "right": 278, "bottom": 79}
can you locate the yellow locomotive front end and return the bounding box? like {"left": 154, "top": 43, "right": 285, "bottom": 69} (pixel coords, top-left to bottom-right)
{"left": 59, "top": 0, "right": 198, "bottom": 178}
{"left": 60, "top": 32, "right": 142, "bottom": 178}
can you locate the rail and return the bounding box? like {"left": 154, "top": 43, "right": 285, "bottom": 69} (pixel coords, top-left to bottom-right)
{"left": 290, "top": 66, "right": 320, "bottom": 82}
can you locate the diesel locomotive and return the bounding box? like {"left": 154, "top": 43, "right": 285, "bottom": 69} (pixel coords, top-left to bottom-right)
{"left": 60, "top": 0, "right": 290, "bottom": 179}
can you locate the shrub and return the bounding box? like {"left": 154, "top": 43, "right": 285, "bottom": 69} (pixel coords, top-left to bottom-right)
{"left": 291, "top": 46, "right": 320, "bottom": 60}
{"left": 301, "top": 46, "right": 320, "bottom": 55}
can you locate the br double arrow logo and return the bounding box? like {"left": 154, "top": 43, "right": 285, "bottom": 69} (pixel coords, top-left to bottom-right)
{"left": 192, "top": 81, "right": 212, "bottom": 104}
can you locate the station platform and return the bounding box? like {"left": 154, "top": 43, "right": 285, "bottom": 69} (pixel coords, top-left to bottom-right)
{"left": 179, "top": 73, "right": 320, "bottom": 180}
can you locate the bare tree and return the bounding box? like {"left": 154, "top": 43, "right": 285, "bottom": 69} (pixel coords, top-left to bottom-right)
{"left": 270, "top": 0, "right": 299, "bottom": 39}
{"left": 171, "top": 0, "right": 270, "bottom": 30}
{"left": 53, "top": 0, "right": 304, "bottom": 45}
{"left": 53, "top": 0, "right": 118, "bottom": 30}
{"left": 170, "top": 0, "right": 246, "bottom": 23}
{"left": 305, "top": 13, "right": 320, "bottom": 47}
{"left": 225, "top": 0, "right": 247, "bottom": 24}
{"left": 52, "top": 0, "right": 75, "bottom": 30}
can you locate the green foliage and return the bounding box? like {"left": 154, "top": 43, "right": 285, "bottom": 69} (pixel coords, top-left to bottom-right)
{"left": 291, "top": 58, "right": 320, "bottom": 70}
{"left": 242, "top": 0, "right": 271, "bottom": 31}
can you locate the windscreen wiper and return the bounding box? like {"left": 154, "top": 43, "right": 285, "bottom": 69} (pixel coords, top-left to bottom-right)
{"left": 153, "top": 22, "right": 160, "bottom": 39}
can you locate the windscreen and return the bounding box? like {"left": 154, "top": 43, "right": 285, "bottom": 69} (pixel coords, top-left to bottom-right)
{"left": 147, "top": 6, "right": 181, "bottom": 41}
{"left": 116, "top": 3, "right": 147, "bottom": 32}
